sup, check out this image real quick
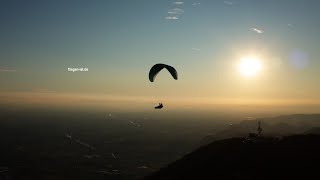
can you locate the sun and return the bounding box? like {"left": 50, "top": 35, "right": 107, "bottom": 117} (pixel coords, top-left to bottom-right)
{"left": 238, "top": 56, "right": 262, "bottom": 77}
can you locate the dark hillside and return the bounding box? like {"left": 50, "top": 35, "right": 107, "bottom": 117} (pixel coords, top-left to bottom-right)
{"left": 144, "top": 135, "right": 320, "bottom": 180}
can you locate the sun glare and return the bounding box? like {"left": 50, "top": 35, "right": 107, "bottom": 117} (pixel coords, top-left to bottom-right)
{"left": 238, "top": 56, "right": 262, "bottom": 77}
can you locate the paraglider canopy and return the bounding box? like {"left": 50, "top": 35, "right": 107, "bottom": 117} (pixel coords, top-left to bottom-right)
{"left": 149, "top": 63, "right": 178, "bottom": 82}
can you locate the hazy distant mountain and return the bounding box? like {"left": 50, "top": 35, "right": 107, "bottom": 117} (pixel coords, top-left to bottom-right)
{"left": 200, "top": 114, "right": 320, "bottom": 145}
{"left": 304, "top": 127, "right": 320, "bottom": 134}
{"left": 144, "top": 134, "right": 320, "bottom": 180}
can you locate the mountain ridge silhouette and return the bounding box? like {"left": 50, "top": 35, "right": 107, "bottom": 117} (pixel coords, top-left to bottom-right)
{"left": 143, "top": 134, "right": 320, "bottom": 180}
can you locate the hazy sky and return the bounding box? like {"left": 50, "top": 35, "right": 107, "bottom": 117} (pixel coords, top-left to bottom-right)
{"left": 1, "top": 0, "right": 320, "bottom": 112}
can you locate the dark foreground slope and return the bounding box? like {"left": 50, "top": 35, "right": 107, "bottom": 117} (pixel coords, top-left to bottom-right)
{"left": 144, "top": 134, "right": 320, "bottom": 180}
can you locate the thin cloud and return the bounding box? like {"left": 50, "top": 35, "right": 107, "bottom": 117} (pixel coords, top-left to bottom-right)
{"left": 0, "top": 66, "right": 16, "bottom": 72}
{"left": 168, "top": 11, "right": 183, "bottom": 15}
{"left": 192, "top": 2, "right": 201, "bottom": 6}
{"left": 165, "top": 2, "right": 184, "bottom": 20}
{"left": 223, "top": 1, "right": 233, "bottom": 5}
{"left": 192, "top": 48, "right": 201, "bottom": 51}
{"left": 165, "top": 16, "right": 179, "bottom": 20}
{"left": 171, "top": 8, "right": 184, "bottom": 12}
{"left": 250, "top": 28, "right": 264, "bottom": 34}
{"left": 173, "top": 2, "right": 184, "bottom": 5}
{"left": 168, "top": 8, "right": 184, "bottom": 14}
{"left": 287, "top": 23, "right": 293, "bottom": 28}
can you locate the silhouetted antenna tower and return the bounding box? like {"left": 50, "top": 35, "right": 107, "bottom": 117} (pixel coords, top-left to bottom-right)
{"left": 257, "top": 121, "right": 262, "bottom": 136}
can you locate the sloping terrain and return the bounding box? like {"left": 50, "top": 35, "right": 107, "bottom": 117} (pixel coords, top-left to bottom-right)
{"left": 144, "top": 134, "right": 320, "bottom": 180}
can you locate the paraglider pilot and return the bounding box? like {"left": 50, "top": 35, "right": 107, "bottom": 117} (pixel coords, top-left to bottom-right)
{"left": 155, "top": 103, "right": 163, "bottom": 109}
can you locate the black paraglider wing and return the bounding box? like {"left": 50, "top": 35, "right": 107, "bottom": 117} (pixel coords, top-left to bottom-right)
{"left": 149, "top": 63, "right": 178, "bottom": 82}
